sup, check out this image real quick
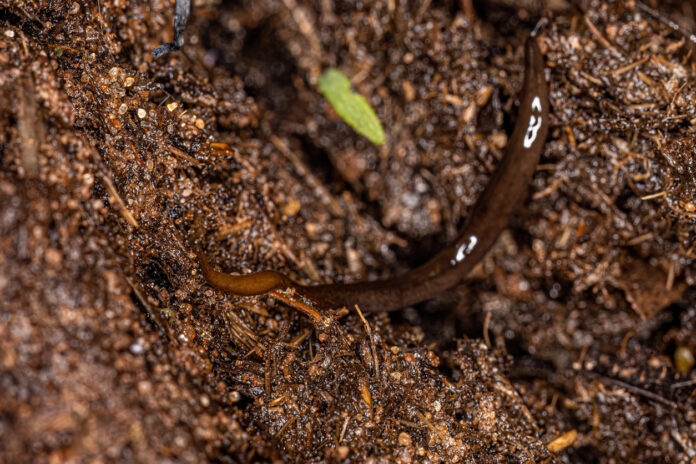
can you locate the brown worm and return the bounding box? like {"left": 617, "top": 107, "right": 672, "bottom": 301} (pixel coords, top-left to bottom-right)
{"left": 199, "top": 37, "right": 549, "bottom": 312}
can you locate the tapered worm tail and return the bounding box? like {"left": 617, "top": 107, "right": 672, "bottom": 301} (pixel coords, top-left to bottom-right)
{"left": 198, "top": 37, "right": 549, "bottom": 313}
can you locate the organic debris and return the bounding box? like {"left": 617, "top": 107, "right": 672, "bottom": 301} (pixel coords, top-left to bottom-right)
{"left": 1, "top": 1, "right": 694, "bottom": 462}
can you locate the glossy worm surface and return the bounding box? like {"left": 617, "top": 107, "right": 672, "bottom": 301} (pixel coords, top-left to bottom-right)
{"left": 199, "top": 37, "right": 550, "bottom": 312}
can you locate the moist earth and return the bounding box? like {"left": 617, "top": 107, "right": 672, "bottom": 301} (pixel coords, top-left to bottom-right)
{"left": 0, "top": 0, "right": 694, "bottom": 462}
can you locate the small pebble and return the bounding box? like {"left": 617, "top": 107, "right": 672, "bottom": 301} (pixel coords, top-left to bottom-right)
{"left": 129, "top": 343, "right": 145, "bottom": 355}
{"left": 675, "top": 346, "right": 695, "bottom": 374}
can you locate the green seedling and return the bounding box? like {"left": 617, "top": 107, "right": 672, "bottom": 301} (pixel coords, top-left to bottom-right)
{"left": 318, "top": 69, "right": 385, "bottom": 145}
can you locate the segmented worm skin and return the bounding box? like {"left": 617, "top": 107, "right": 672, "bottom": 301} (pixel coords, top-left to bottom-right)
{"left": 199, "top": 37, "right": 550, "bottom": 313}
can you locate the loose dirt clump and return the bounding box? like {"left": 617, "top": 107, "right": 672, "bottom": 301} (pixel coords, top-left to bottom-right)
{"left": 1, "top": 1, "right": 694, "bottom": 462}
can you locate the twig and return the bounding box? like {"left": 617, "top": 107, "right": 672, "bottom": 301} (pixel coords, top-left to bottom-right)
{"left": 416, "top": 410, "right": 449, "bottom": 442}
{"left": 359, "top": 376, "right": 372, "bottom": 416}
{"left": 584, "top": 14, "right": 623, "bottom": 58}
{"left": 223, "top": 309, "right": 259, "bottom": 349}
{"left": 288, "top": 329, "right": 312, "bottom": 348}
{"left": 167, "top": 144, "right": 202, "bottom": 168}
{"left": 270, "top": 290, "right": 332, "bottom": 328}
{"left": 274, "top": 415, "right": 297, "bottom": 438}
{"left": 338, "top": 415, "right": 351, "bottom": 443}
{"left": 640, "top": 190, "right": 666, "bottom": 201}
{"left": 17, "top": 79, "right": 40, "bottom": 178}
{"left": 355, "top": 305, "right": 379, "bottom": 377}
{"left": 605, "top": 56, "right": 650, "bottom": 76}
{"left": 214, "top": 219, "right": 253, "bottom": 241}
{"left": 99, "top": 163, "right": 139, "bottom": 227}
{"left": 81, "top": 137, "right": 139, "bottom": 228}
{"left": 547, "top": 429, "right": 578, "bottom": 453}
{"left": 635, "top": 1, "right": 696, "bottom": 44}
{"left": 671, "top": 379, "right": 696, "bottom": 391}
{"left": 264, "top": 344, "right": 272, "bottom": 397}
{"left": 482, "top": 311, "right": 492, "bottom": 348}
{"left": 279, "top": 0, "right": 323, "bottom": 78}
{"left": 270, "top": 135, "right": 344, "bottom": 216}
{"left": 152, "top": 0, "right": 192, "bottom": 57}
{"left": 125, "top": 277, "right": 173, "bottom": 339}
{"left": 584, "top": 371, "right": 678, "bottom": 408}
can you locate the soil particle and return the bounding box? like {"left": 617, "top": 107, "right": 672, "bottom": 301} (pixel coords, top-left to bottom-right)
{"left": 1, "top": 0, "right": 695, "bottom": 462}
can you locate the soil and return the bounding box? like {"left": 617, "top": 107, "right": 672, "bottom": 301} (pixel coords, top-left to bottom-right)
{"left": 1, "top": 0, "right": 694, "bottom": 462}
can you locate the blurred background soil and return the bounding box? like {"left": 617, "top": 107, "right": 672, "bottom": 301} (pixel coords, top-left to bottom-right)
{"left": 0, "top": 0, "right": 694, "bottom": 462}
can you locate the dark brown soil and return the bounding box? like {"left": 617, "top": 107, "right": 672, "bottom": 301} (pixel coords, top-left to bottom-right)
{"left": 1, "top": 0, "right": 694, "bottom": 462}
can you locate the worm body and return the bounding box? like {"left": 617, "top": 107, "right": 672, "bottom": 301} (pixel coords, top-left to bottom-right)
{"left": 199, "top": 37, "right": 549, "bottom": 312}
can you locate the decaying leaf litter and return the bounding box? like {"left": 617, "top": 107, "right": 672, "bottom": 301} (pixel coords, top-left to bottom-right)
{"left": 0, "top": 0, "right": 694, "bottom": 462}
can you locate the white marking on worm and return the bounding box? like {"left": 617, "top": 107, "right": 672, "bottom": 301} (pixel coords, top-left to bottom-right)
{"left": 450, "top": 235, "right": 478, "bottom": 266}
{"left": 531, "top": 95, "right": 542, "bottom": 112}
{"left": 523, "top": 96, "right": 543, "bottom": 149}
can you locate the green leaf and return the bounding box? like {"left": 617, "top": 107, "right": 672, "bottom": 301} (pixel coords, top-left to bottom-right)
{"left": 318, "top": 69, "right": 386, "bottom": 145}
